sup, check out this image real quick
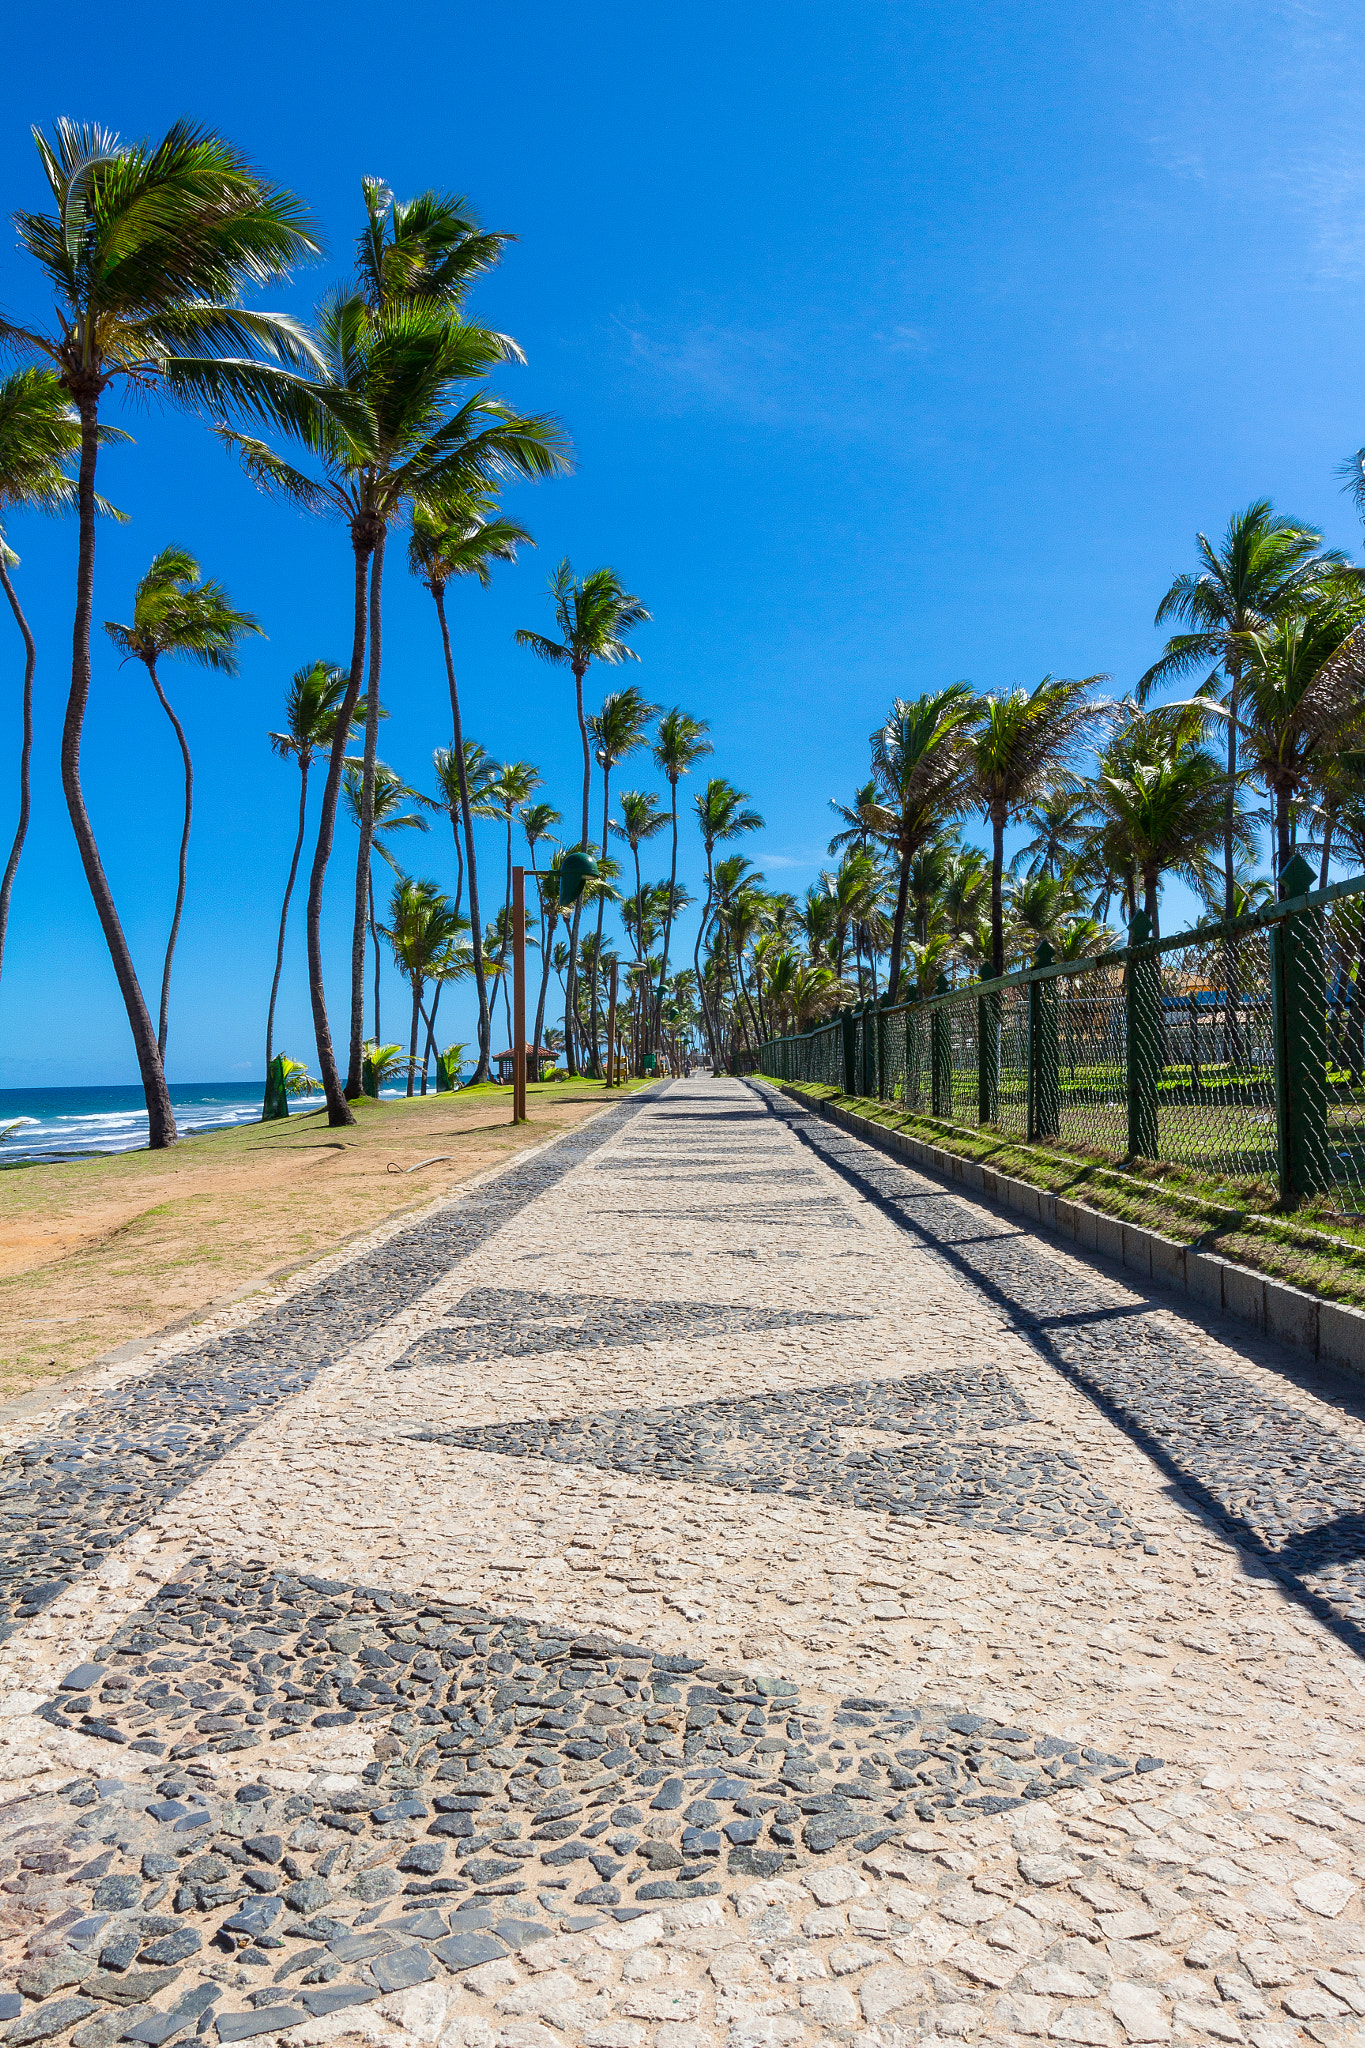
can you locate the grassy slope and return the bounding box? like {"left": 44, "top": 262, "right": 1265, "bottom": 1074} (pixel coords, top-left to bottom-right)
{"left": 762, "top": 1077, "right": 1365, "bottom": 1313}
{"left": 0, "top": 1078, "right": 646, "bottom": 1400}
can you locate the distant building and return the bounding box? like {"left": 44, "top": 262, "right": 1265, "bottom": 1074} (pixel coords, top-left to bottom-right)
{"left": 492, "top": 1047, "right": 555, "bottom": 1084}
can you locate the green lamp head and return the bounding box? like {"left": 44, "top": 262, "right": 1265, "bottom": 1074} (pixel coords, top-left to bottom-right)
{"left": 557, "top": 848, "right": 599, "bottom": 906}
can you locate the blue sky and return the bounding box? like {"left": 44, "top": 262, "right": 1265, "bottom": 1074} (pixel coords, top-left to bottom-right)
{"left": 2, "top": 1, "right": 1364, "bottom": 1084}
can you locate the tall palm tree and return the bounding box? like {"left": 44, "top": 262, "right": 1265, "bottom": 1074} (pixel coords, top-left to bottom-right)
{"left": 587, "top": 686, "right": 658, "bottom": 1071}
{"left": 965, "top": 675, "right": 1108, "bottom": 976}
{"left": 869, "top": 685, "right": 975, "bottom": 999}
{"left": 411, "top": 493, "right": 533, "bottom": 1084}
{"left": 382, "top": 876, "right": 468, "bottom": 1096}
{"left": 940, "top": 846, "right": 989, "bottom": 978}
{"left": 485, "top": 761, "right": 543, "bottom": 1042}
{"left": 521, "top": 801, "right": 562, "bottom": 1068}
{"left": 105, "top": 546, "right": 261, "bottom": 1059}
{"left": 433, "top": 738, "right": 499, "bottom": 915}
{"left": 800, "top": 881, "right": 839, "bottom": 969}
{"left": 651, "top": 708, "right": 711, "bottom": 1056}
{"left": 820, "top": 851, "right": 882, "bottom": 987}
{"left": 692, "top": 779, "right": 764, "bottom": 1065}
{"left": 343, "top": 182, "right": 556, "bottom": 1108}
{"left": 1014, "top": 783, "right": 1090, "bottom": 880}
{"left": 906, "top": 836, "right": 956, "bottom": 948}
{"left": 613, "top": 790, "right": 668, "bottom": 975}
{"left": 1087, "top": 709, "right": 1252, "bottom": 939}
{"left": 1006, "top": 872, "right": 1082, "bottom": 963}
{"left": 713, "top": 864, "right": 768, "bottom": 1050}
{"left": 533, "top": 848, "right": 571, "bottom": 1070}
{"left": 827, "top": 778, "right": 884, "bottom": 857}
{"left": 515, "top": 562, "right": 650, "bottom": 1074}
{"left": 792, "top": 961, "right": 839, "bottom": 1032}
{"left": 353, "top": 177, "right": 513, "bottom": 318}
{"left": 221, "top": 214, "right": 565, "bottom": 1118}
{"left": 6, "top": 118, "right": 321, "bottom": 1146}
{"left": 1236, "top": 588, "right": 1365, "bottom": 888}
{"left": 1140, "top": 502, "right": 1350, "bottom": 920}
{"left": 265, "top": 660, "right": 353, "bottom": 1075}
{"left": 343, "top": 762, "right": 431, "bottom": 1039}
{"left": 0, "top": 368, "right": 112, "bottom": 990}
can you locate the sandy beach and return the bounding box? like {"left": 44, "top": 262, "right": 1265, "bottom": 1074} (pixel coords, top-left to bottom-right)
{"left": 0, "top": 1079, "right": 641, "bottom": 1404}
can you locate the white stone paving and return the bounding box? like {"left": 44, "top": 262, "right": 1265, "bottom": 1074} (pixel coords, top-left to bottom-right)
{"left": 4, "top": 1077, "right": 1365, "bottom": 2048}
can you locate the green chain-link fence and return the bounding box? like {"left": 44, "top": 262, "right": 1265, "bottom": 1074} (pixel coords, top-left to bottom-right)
{"left": 746, "top": 855, "right": 1365, "bottom": 1216}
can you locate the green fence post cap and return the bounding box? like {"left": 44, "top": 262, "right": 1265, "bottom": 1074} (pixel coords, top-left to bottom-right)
{"left": 558, "top": 848, "right": 599, "bottom": 905}
{"left": 1280, "top": 852, "right": 1316, "bottom": 899}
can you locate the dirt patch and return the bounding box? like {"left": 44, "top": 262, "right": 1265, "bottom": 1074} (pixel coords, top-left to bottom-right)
{"left": 0, "top": 1079, "right": 644, "bottom": 1398}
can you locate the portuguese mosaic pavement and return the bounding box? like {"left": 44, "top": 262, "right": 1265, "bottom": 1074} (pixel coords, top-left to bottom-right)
{"left": 0, "top": 1078, "right": 1363, "bottom": 2048}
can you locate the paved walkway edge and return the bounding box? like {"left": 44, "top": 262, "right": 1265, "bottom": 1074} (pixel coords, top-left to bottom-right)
{"left": 761, "top": 1078, "right": 1365, "bottom": 1382}
{"left": 0, "top": 1089, "right": 651, "bottom": 1434}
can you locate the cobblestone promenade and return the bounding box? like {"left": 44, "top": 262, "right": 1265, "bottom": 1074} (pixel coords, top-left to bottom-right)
{"left": 1, "top": 1076, "right": 1364, "bottom": 2048}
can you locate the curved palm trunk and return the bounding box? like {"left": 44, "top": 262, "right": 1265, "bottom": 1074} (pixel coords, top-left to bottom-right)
{"left": 1320, "top": 809, "right": 1336, "bottom": 890}
{"left": 307, "top": 534, "right": 373, "bottom": 1128}
{"left": 565, "top": 900, "right": 585, "bottom": 1077}
{"left": 347, "top": 527, "right": 386, "bottom": 1098}
{"left": 588, "top": 763, "right": 612, "bottom": 1075}
{"left": 145, "top": 656, "right": 193, "bottom": 1062}
{"left": 431, "top": 586, "right": 491, "bottom": 1083}
{"left": 407, "top": 971, "right": 422, "bottom": 1096}
{"left": 693, "top": 853, "right": 717, "bottom": 1067}
{"left": 530, "top": 854, "right": 553, "bottom": 1080}
{"left": 564, "top": 657, "right": 591, "bottom": 1078}
{"left": 990, "top": 810, "right": 1006, "bottom": 978}
{"left": 630, "top": 842, "right": 646, "bottom": 1064}
{"left": 1224, "top": 658, "right": 1240, "bottom": 922}
{"left": 420, "top": 979, "right": 441, "bottom": 1094}
{"left": 369, "top": 867, "right": 381, "bottom": 1041}
{"left": 652, "top": 782, "right": 679, "bottom": 1055}
{"left": 0, "top": 556, "right": 35, "bottom": 989}
{"left": 733, "top": 944, "right": 761, "bottom": 1047}
{"left": 63, "top": 401, "right": 177, "bottom": 1147}
{"left": 266, "top": 755, "right": 310, "bottom": 1074}
{"left": 886, "top": 842, "right": 912, "bottom": 1002}
{"left": 1274, "top": 781, "right": 1297, "bottom": 896}
{"left": 498, "top": 815, "right": 514, "bottom": 1046}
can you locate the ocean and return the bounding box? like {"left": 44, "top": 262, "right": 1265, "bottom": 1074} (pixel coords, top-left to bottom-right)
{"left": 0, "top": 1080, "right": 410, "bottom": 1165}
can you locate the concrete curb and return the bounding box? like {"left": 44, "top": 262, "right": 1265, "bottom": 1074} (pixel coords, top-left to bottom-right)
{"left": 762, "top": 1081, "right": 1365, "bottom": 1383}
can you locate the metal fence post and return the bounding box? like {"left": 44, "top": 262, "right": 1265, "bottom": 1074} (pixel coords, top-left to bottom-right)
{"left": 875, "top": 1004, "right": 887, "bottom": 1100}
{"left": 904, "top": 985, "right": 922, "bottom": 1110}
{"left": 931, "top": 974, "right": 952, "bottom": 1118}
{"left": 1125, "top": 910, "right": 1159, "bottom": 1159}
{"left": 841, "top": 1009, "right": 857, "bottom": 1095}
{"left": 1027, "top": 943, "right": 1059, "bottom": 1141}
{"left": 1273, "top": 853, "right": 1330, "bottom": 1208}
{"left": 977, "top": 977, "right": 999, "bottom": 1125}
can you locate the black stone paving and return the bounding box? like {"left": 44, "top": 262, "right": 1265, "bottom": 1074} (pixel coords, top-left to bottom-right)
{"left": 4, "top": 1560, "right": 1159, "bottom": 2041}
{"left": 420, "top": 1367, "right": 1144, "bottom": 1546}
{"left": 391, "top": 1287, "right": 861, "bottom": 1370}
